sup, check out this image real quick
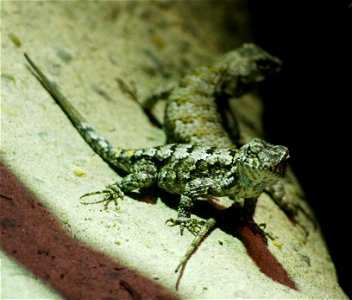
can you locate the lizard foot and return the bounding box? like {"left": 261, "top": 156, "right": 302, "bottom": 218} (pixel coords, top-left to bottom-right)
{"left": 80, "top": 184, "right": 124, "bottom": 210}
{"left": 165, "top": 218, "right": 205, "bottom": 236}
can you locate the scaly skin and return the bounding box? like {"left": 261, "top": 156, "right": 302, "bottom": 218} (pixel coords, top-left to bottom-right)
{"left": 25, "top": 53, "right": 289, "bottom": 238}
{"left": 164, "top": 43, "right": 312, "bottom": 226}
{"left": 163, "top": 44, "right": 313, "bottom": 271}
{"left": 165, "top": 43, "right": 282, "bottom": 148}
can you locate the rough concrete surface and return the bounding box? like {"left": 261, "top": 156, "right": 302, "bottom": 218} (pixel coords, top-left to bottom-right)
{"left": 1, "top": 1, "right": 347, "bottom": 299}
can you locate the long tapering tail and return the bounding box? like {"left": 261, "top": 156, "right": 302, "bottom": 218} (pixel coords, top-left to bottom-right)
{"left": 24, "top": 53, "right": 129, "bottom": 172}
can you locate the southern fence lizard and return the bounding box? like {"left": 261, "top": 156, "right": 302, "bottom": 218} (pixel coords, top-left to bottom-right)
{"left": 165, "top": 43, "right": 282, "bottom": 148}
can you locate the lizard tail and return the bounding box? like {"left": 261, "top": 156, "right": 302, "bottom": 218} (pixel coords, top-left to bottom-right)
{"left": 24, "top": 53, "right": 130, "bottom": 172}
{"left": 24, "top": 53, "right": 87, "bottom": 127}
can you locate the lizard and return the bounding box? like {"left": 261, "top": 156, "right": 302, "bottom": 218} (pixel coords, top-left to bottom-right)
{"left": 164, "top": 43, "right": 282, "bottom": 148}
{"left": 24, "top": 53, "right": 289, "bottom": 239}
{"left": 162, "top": 44, "right": 314, "bottom": 271}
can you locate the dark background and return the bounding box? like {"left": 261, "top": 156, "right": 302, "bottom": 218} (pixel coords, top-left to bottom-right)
{"left": 249, "top": 1, "right": 351, "bottom": 297}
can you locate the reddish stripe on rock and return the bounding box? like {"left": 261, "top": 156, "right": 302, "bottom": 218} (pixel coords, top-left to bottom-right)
{"left": 237, "top": 225, "right": 297, "bottom": 290}
{"left": 0, "top": 164, "right": 178, "bottom": 300}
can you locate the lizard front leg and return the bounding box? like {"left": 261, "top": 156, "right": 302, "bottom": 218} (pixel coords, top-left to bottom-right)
{"left": 166, "top": 178, "right": 215, "bottom": 235}
{"left": 166, "top": 194, "right": 205, "bottom": 235}
{"left": 81, "top": 159, "right": 157, "bottom": 210}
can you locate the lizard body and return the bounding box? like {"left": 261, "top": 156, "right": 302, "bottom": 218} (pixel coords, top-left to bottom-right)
{"left": 25, "top": 53, "right": 289, "bottom": 235}
{"left": 165, "top": 43, "right": 282, "bottom": 148}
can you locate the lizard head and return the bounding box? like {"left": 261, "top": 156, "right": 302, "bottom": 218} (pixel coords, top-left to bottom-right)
{"left": 220, "top": 43, "right": 282, "bottom": 96}
{"left": 236, "top": 138, "right": 289, "bottom": 192}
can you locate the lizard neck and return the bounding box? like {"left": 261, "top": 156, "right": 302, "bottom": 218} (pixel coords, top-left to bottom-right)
{"left": 236, "top": 173, "right": 268, "bottom": 198}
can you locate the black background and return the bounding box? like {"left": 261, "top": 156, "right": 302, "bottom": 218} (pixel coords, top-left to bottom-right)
{"left": 249, "top": 1, "right": 352, "bottom": 297}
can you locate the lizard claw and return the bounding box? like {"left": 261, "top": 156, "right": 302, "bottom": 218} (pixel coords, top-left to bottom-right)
{"left": 165, "top": 218, "right": 205, "bottom": 236}
{"left": 80, "top": 184, "right": 124, "bottom": 210}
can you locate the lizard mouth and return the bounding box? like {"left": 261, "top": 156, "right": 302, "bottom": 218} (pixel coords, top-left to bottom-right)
{"left": 274, "top": 161, "right": 288, "bottom": 177}
{"left": 273, "top": 152, "right": 289, "bottom": 177}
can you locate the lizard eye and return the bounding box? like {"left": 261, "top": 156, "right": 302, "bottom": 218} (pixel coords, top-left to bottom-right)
{"left": 249, "top": 143, "right": 263, "bottom": 154}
